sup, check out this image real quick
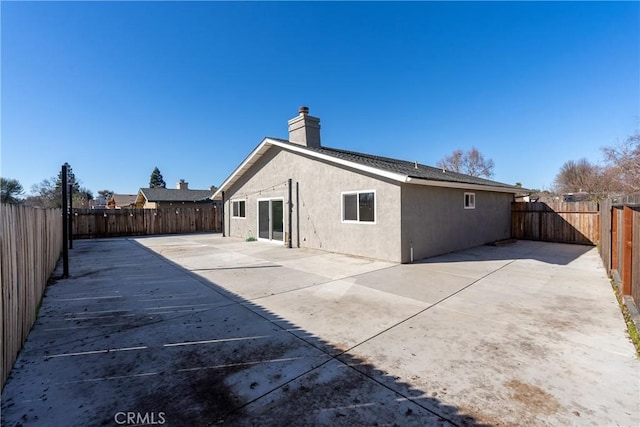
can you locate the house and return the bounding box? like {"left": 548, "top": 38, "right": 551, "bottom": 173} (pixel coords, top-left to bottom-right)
{"left": 107, "top": 194, "right": 137, "bottom": 209}
{"left": 136, "top": 181, "right": 216, "bottom": 209}
{"left": 212, "top": 107, "right": 523, "bottom": 263}
{"left": 563, "top": 191, "right": 590, "bottom": 202}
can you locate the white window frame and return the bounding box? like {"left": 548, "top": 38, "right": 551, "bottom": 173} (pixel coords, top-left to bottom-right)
{"left": 341, "top": 190, "right": 376, "bottom": 224}
{"left": 231, "top": 199, "right": 246, "bottom": 218}
{"left": 464, "top": 192, "right": 476, "bottom": 209}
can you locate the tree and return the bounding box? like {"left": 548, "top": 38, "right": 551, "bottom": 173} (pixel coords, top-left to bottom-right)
{"left": 1, "top": 178, "right": 24, "bottom": 204}
{"left": 437, "top": 147, "right": 495, "bottom": 178}
{"left": 56, "top": 162, "right": 80, "bottom": 194}
{"left": 553, "top": 158, "right": 609, "bottom": 199}
{"left": 27, "top": 178, "right": 57, "bottom": 208}
{"left": 602, "top": 131, "right": 640, "bottom": 193}
{"left": 98, "top": 189, "right": 114, "bottom": 200}
{"left": 26, "top": 164, "right": 91, "bottom": 208}
{"left": 73, "top": 187, "right": 94, "bottom": 208}
{"left": 149, "top": 167, "right": 166, "bottom": 188}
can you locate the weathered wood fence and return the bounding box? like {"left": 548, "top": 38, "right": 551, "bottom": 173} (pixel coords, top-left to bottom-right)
{"left": 599, "top": 194, "right": 640, "bottom": 308}
{"left": 511, "top": 201, "right": 600, "bottom": 245}
{"left": 1, "top": 204, "right": 62, "bottom": 390}
{"left": 72, "top": 207, "right": 222, "bottom": 238}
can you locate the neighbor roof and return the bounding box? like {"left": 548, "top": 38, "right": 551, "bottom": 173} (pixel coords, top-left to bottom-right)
{"left": 213, "top": 138, "right": 524, "bottom": 200}
{"left": 110, "top": 194, "right": 137, "bottom": 207}
{"left": 138, "top": 188, "right": 215, "bottom": 203}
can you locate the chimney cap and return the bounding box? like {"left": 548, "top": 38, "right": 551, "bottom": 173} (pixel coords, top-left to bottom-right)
{"left": 299, "top": 106, "right": 309, "bottom": 115}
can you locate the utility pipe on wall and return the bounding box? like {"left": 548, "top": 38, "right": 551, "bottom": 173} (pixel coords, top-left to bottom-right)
{"left": 221, "top": 191, "right": 225, "bottom": 237}
{"left": 288, "top": 178, "right": 293, "bottom": 249}
{"left": 410, "top": 241, "right": 414, "bottom": 263}
{"left": 296, "top": 182, "right": 300, "bottom": 248}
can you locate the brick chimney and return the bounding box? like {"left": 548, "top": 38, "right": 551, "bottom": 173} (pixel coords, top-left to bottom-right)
{"left": 288, "top": 106, "right": 321, "bottom": 148}
{"left": 177, "top": 179, "right": 188, "bottom": 190}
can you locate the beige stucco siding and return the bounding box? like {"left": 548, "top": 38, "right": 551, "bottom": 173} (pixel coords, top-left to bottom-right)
{"left": 400, "top": 185, "right": 512, "bottom": 262}
{"left": 224, "top": 146, "right": 403, "bottom": 262}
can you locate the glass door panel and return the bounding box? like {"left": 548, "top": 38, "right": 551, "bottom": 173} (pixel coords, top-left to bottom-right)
{"left": 271, "top": 200, "right": 284, "bottom": 241}
{"left": 258, "top": 200, "right": 270, "bottom": 239}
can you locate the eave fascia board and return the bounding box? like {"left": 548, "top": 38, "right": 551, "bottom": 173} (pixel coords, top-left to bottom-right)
{"left": 405, "top": 177, "right": 521, "bottom": 194}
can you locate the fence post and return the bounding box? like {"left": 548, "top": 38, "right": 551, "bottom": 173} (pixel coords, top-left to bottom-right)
{"left": 612, "top": 207, "right": 619, "bottom": 272}
{"left": 622, "top": 206, "right": 633, "bottom": 295}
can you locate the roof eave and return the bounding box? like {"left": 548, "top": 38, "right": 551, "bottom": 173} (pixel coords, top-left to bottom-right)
{"left": 211, "top": 137, "right": 521, "bottom": 199}
{"left": 212, "top": 138, "right": 409, "bottom": 200}
{"left": 212, "top": 138, "right": 274, "bottom": 200}
{"left": 405, "top": 177, "right": 522, "bottom": 194}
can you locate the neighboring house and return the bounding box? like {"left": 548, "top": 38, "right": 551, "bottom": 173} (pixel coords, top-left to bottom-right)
{"left": 107, "top": 194, "right": 137, "bottom": 209}
{"left": 213, "top": 107, "right": 524, "bottom": 263}
{"left": 563, "top": 192, "right": 590, "bottom": 202}
{"left": 92, "top": 196, "right": 108, "bottom": 210}
{"left": 136, "top": 181, "right": 216, "bottom": 209}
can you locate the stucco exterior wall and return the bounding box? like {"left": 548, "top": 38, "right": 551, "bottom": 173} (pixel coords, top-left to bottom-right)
{"left": 400, "top": 185, "right": 513, "bottom": 262}
{"left": 224, "top": 147, "right": 403, "bottom": 262}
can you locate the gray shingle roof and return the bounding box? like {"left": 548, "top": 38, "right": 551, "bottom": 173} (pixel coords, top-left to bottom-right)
{"left": 139, "top": 188, "right": 215, "bottom": 202}
{"left": 268, "top": 138, "right": 520, "bottom": 190}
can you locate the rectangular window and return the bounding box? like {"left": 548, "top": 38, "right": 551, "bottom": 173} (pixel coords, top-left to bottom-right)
{"left": 343, "top": 194, "right": 358, "bottom": 221}
{"left": 464, "top": 192, "right": 475, "bottom": 209}
{"left": 342, "top": 191, "right": 375, "bottom": 223}
{"left": 232, "top": 200, "right": 246, "bottom": 218}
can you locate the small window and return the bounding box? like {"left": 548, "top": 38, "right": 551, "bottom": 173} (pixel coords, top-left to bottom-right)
{"left": 232, "top": 200, "right": 246, "bottom": 218}
{"left": 464, "top": 192, "right": 475, "bottom": 209}
{"left": 342, "top": 191, "right": 375, "bottom": 223}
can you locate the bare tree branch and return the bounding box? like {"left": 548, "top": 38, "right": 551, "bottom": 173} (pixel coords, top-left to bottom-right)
{"left": 602, "top": 132, "right": 640, "bottom": 193}
{"left": 437, "top": 147, "right": 495, "bottom": 178}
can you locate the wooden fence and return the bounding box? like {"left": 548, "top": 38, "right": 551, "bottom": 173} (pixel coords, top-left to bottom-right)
{"left": 72, "top": 207, "right": 222, "bottom": 238}
{"left": 511, "top": 201, "right": 600, "bottom": 245}
{"left": 1, "top": 204, "right": 62, "bottom": 390}
{"left": 599, "top": 194, "right": 640, "bottom": 308}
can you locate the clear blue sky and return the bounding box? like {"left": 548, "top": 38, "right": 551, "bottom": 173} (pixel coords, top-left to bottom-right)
{"left": 2, "top": 1, "right": 638, "bottom": 195}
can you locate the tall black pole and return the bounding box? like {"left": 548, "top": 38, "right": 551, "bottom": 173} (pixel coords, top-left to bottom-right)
{"left": 68, "top": 183, "right": 73, "bottom": 249}
{"left": 288, "top": 178, "right": 293, "bottom": 248}
{"left": 61, "top": 165, "right": 69, "bottom": 278}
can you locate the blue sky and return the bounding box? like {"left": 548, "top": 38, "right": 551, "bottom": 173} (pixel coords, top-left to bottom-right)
{"left": 2, "top": 1, "right": 638, "bottom": 195}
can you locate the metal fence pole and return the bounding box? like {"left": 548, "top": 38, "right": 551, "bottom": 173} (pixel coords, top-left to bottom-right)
{"left": 68, "top": 183, "right": 73, "bottom": 249}
{"left": 61, "top": 165, "right": 69, "bottom": 278}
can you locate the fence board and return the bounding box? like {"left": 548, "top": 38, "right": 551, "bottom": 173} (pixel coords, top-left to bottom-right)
{"left": 71, "top": 207, "right": 222, "bottom": 239}
{"left": 599, "top": 194, "right": 640, "bottom": 310}
{"left": 1, "top": 204, "right": 62, "bottom": 390}
{"left": 633, "top": 209, "right": 640, "bottom": 308}
{"left": 512, "top": 202, "right": 599, "bottom": 245}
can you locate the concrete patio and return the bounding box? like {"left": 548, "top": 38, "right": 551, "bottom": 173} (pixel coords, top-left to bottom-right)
{"left": 1, "top": 234, "right": 638, "bottom": 426}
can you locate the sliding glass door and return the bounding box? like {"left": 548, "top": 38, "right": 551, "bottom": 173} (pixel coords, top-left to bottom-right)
{"left": 257, "top": 199, "right": 284, "bottom": 242}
